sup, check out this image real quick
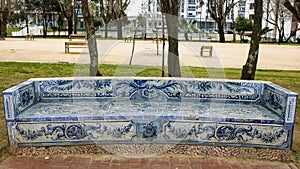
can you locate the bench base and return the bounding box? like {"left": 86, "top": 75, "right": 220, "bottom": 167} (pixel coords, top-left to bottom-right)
{"left": 11, "top": 120, "right": 291, "bottom": 150}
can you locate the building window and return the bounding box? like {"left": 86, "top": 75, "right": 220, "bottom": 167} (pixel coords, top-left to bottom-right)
{"left": 250, "top": 3, "right": 254, "bottom": 10}
{"left": 249, "top": 14, "right": 254, "bottom": 20}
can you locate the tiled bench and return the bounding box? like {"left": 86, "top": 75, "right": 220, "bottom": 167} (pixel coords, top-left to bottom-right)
{"left": 2, "top": 77, "right": 298, "bottom": 150}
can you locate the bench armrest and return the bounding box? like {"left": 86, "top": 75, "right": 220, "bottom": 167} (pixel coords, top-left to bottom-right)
{"left": 262, "top": 83, "right": 298, "bottom": 124}
{"left": 2, "top": 80, "right": 36, "bottom": 121}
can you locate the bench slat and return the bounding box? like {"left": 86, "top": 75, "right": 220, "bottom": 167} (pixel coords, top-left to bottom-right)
{"left": 65, "top": 41, "right": 88, "bottom": 53}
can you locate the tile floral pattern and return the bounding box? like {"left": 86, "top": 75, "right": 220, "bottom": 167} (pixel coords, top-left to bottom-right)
{"left": 2, "top": 77, "right": 298, "bottom": 149}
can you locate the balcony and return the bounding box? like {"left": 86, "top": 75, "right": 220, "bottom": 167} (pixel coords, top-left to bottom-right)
{"left": 188, "top": 2, "right": 196, "bottom": 5}
{"left": 188, "top": 8, "right": 196, "bottom": 11}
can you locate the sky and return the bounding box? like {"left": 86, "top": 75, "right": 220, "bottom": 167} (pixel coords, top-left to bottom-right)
{"left": 126, "top": 1, "right": 142, "bottom": 16}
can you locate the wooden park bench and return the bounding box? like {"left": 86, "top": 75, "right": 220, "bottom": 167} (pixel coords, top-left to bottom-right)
{"left": 153, "top": 36, "right": 162, "bottom": 43}
{"left": 3, "top": 77, "right": 297, "bottom": 150}
{"left": 69, "top": 34, "right": 86, "bottom": 41}
{"left": 65, "top": 41, "right": 88, "bottom": 53}
{"left": 200, "top": 46, "right": 213, "bottom": 57}
{"left": 25, "top": 33, "right": 34, "bottom": 41}
{"left": 153, "top": 36, "right": 167, "bottom": 43}
{"left": 124, "top": 37, "right": 133, "bottom": 43}
{"left": 65, "top": 34, "right": 87, "bottom": 53}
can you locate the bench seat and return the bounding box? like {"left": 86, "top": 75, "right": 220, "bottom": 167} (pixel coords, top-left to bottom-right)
{"left": 16, "top": 101, "right": 284, "bottom": 124}
{"left": 3, "top": 77, "right": 297, "bottom": 149}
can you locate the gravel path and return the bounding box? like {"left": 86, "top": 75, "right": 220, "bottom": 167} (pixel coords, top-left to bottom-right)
{"left": 14, "top": 144, "right": 291, "bottom": 162}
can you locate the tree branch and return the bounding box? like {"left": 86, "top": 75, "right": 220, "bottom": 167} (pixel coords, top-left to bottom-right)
{"left": 283, "top": 0, "right": 300, "bottom": 21}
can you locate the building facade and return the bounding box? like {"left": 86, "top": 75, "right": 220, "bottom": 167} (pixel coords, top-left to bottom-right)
{"left": 141, "top": 0, "right": 253, "bottom": 32}
{"left": 140, "top": 0, "right": 299, "bottom": 40}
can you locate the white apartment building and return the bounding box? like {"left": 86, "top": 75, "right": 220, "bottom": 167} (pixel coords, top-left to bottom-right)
{"left": 140, "top": 0, "right": 299, "bottom": 40}
{"left": 140, "top": 0, "right": 163, "bottom": 32}
{"left": 141, "top": 0, "right": 251, "bottom": 32}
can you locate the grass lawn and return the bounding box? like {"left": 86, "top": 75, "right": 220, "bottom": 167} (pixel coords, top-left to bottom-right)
{"left": 0, "top": 62, "right": 299, "bottom": 166}
{"left": 6, "top": 28, "right": 23, "bottom": 36}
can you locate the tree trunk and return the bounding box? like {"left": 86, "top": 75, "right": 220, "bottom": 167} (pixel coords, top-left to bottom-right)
{"left": 82, "top": 0, "right": 101, "bottom": 76}
{"left": 0, "top": 21, "right": 6, "bottom": 40}
{"left": 87, "top": 33, "right": 100, "bottom": 76}
{"left": 67, "top": 17, "right": 73, "bottom": 37}
{"left": 0, "top": 0, "right": 9, "bottom": 40}
{"left": 43, "top": 16, "right": 47, "bottom": 38}
{"left": 129, "top": 29, "right": 136, "bottom": 65}
{"left": 162, "top": 13, "right": 166, "bottom": 77}
{"left": 159, "top": 0, "right": 181, "bottom": 77}
{"left": 58, "top": 25, "right": 61, "bottom": 38}
{"left": 117, "top": 18, "right": 122, "bottom": 39}
{"left": 278, "top": 30, "right": 283, "bottom": 44}
{"left": 184, "top": 32, "right": 189, "bottom": 41}
{"left": 265, "top": 0, "right": 271, "bottom": 39}
{"left": 232, "top": 10, "right": 236, "bottom": 42}
{"left": 74, "top": 12, "right": 78, "bottom": 34}
{"left": 218, "top": 22, "right": 225, "bottom": 42}
{"left": 166, "top": 13, "right": 181, "bottom": 77}
{"left": 104, "top": 24, "right": 108, "bottom": 38}
{"left": 241, "top": 0, "right": 263, "bottom": 80}
{"left": 26, "top": 19, "right": 29, "bottom": 34}
{"left": 273, "top": 0, "right": 280, "bottom": 41}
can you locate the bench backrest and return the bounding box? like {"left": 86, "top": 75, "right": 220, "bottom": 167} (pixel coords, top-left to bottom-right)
{"left": 69, "top": 34, "right": 86, "bottom": 38}
{"left": 34, "top": 77, "right": 263, "bottom": 104}
{"left": 201, "top": 46, "right": 213, "bottom": 50}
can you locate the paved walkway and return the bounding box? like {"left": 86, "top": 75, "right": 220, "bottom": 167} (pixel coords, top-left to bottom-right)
{"left": 0, "top": 155, "right": 298, "bottom": 169}
{"left": 0, "top": 38, "right": 300, "bottom": 70}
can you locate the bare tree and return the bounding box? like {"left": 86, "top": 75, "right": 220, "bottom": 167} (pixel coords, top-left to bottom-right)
{"left": 264, "top": 0, "right": 294, "bottom": 44}
{"left": 0, "top": 0, "right": 16, "bottom": 40}
{"left": 284, "top": 0, "right": 300, "bottom": 42}
{"left": 59, "top": 0, "right": 74, "bottom": 37}
{"left": 207, "top": 0, "right": 240, "bottom": 42}
{"left": 35, "top": 0, "right": 60, "bottom": 38}
{"left": 112, "top": 0, "right": 130, "bottom": 39}
{"left": 11, "top": 0, "right": 34, "bottom": 34}
{"left": 99, "top": 0, "right": 113, "bottom": 38}
{"left": 241, "top": 0, "right": 263, "bottom": 80}
{"left": 82, "top": 0, "right": 102, "bottom": 76}
{"left": 73, "top": 1, "right": 81, "bottom": 34}
{"left": 159, "top": 0, "right": 181, "bottom": 77}
{"left": 283, "top": 0, "right": 300, "bottom": 22}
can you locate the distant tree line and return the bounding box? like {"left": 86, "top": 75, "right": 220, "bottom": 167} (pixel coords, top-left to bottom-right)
{"left": 0, "top": 0, "right": 131, "bottom": 39}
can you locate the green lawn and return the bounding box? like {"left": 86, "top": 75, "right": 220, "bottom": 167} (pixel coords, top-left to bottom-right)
{"left": 6, "top": 28, "right": 23, "bottom": 36}
{"left": 0, "top": 62, "right": 299, "bottom": 166}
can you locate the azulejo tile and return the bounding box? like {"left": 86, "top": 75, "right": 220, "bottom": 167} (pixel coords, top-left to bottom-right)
{"left": 2, "top": 77, "right": 298, "bottom": 149}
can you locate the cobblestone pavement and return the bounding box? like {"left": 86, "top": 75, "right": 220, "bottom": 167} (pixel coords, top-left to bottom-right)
{"left": 0, "top": 155, "right": 298, "bottom": 169}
